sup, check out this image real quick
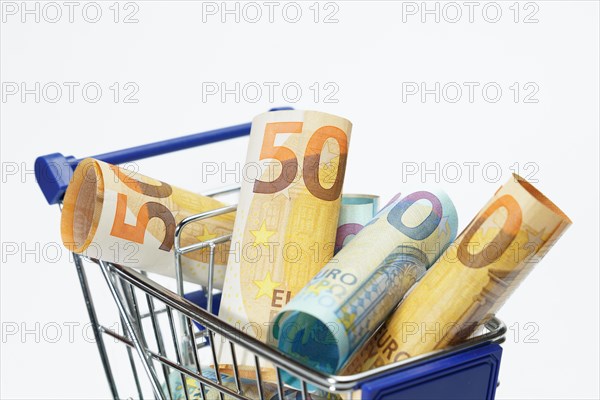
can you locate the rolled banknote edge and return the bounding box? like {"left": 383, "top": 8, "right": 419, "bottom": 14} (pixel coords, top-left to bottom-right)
{"left": 60, "top": 158, "right": 235, "bottom": 288}
{"left": 61, "top": 158, "right": 105, "bottom": 253}
{"left": 513, "top": 173, "right": 572, "bottom": 223}
{"left": 254, "top": 109, "right": 353, "bottom": 127}
{"left": 335, "top": 194, "right": 380, "bottom": 253}
{"left": 273, "top": 244, "right": 434, "bottom": 380}
{"left": 341, "top": 194, "right": 379, "bottom": 206}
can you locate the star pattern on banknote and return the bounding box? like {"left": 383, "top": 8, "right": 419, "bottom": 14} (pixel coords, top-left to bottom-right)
{"left": 321, "top": 139, "right": 340, "bottom": 166}
{"left": 253, "top": 271, "right": 281, "bottom": 300}
{"left": 250, "top": 221, "right": 276, "bottom": 247}
{"left": 196, "top": 226, "right": 217, "bottom": 243}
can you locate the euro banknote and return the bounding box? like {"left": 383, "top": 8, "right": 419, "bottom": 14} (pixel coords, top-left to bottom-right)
{"left": 343, "top": 175, "right": 571, "bottom": 373}
{"left": 273, "top": 190, "right": 458, "bottom": 386}
{"left": 61, "top": 158, "right": 234, "bottom": 287}
{"left": 217, "top": 110, "right": 352, "bottom": 374}
{"left": 335, "top": 194, "right": 379, "bottom": 253}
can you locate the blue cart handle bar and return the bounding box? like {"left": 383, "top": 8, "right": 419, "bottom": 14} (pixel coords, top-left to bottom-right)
{"left": 35, "top": 107, "right": 293, "bottom": 204}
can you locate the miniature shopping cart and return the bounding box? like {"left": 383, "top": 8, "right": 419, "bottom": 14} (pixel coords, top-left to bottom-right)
{"left": 35, "top": 109, "right": 506, "bottom": 400}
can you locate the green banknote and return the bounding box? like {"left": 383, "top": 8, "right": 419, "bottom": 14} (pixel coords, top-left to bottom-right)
{"left": 335, "top": 194, "right": 379, "bottom": 253}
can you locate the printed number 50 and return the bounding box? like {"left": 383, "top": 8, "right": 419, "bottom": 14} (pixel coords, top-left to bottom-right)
{"left": 109, "top": 165, "right": 176, "bottom": 251}
{"left": 253, "top": 122, "right": 348, "bottom": 201}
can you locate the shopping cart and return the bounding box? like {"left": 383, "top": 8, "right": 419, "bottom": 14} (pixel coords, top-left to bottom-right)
{"left": 35, "top": 110, "right": 507, "bottom": 400}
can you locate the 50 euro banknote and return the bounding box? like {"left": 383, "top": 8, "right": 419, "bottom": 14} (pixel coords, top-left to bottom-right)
{"left": 217, "top": 110, "right": 352, "bottom": 376}
{"left": 343, "top": 175, "right": 571, "bottom": 373}
{"left": 61, "top": 158, "right": 234, "bottom": 287}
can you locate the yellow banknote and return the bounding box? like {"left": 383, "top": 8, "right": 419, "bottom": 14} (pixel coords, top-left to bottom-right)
{"left": 61, "top": 158, "right": 234, "bottom": 287}
{"left": 217, "top": 110, "right": 352, "bottom": 374}
{"left": 344, "top": 174, "right": 571, "bottom": 373}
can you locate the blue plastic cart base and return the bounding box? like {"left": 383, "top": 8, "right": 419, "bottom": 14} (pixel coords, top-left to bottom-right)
{"left": 361, "top": 342, "right": 502, "bottom": 399}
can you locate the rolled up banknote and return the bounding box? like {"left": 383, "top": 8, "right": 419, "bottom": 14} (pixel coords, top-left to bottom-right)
{"left": 61, "top": 158, "right": 234, "bottom": 287}
{"left": 344, "top": 175, "right": 571, "bottom": 373}
{"left": 335, "top": 194, "right": 379, "bottom": 253}
{"left": 165, "top": 368, "right": 338, "bottom": 400}
{"left": 217, "top": 110, "right": 351, "bottom": 375}
{"left": 273, "top": 190, "right": 458, "bottom": 386}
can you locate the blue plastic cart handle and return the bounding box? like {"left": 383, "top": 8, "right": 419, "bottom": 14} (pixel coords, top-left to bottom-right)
{"left": 35, "top": 107, "right": 293, "bottom": 204}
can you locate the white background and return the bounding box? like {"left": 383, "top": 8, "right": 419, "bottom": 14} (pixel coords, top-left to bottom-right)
{"left": 1, "top": 1, "right": 599, "bottom": 399}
